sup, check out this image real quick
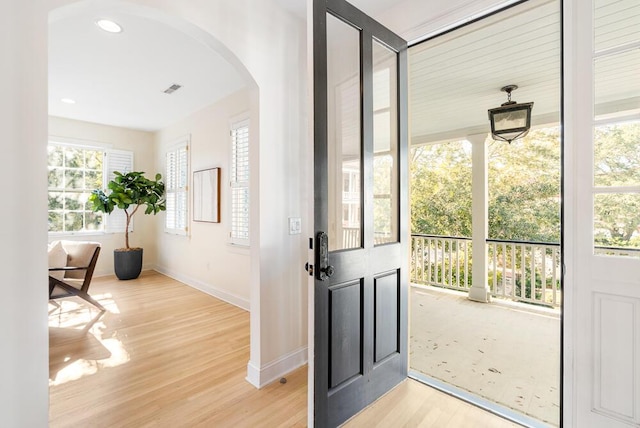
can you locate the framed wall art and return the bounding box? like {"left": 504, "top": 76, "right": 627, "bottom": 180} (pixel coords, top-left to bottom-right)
{"left": 193, "top": 167, "right": 220, "bottom": 223}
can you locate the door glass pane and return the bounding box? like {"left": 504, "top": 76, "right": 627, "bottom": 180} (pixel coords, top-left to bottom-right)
{"left": 594, "top": 0, "right": 640, "bottom": 52}
{"left": 594, "top": 193, "right": 640, "bottom": 257}
{"left": 593, "top": 9, "right": 640, "bottom": 256}
{"left": 373, "top": 40, "right": 398, "bottom": 245}
{"left": 327, "top": 14, "right": 362, "bottom": 251}
{"left": 594, "top": 121, "right": 640, "bottom": 187}
{"left": 594, "top": 49, "right": 640, "bottom": 122}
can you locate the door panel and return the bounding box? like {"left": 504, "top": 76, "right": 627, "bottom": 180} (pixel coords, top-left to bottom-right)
{"left": 314, "top": 0, "right": 408, "bottom": 426}
{"left": 374, "top": 271, "right": 399, "bottom": 362}
{"left": 329, "top": 280, "right": 363, "bottom": 388}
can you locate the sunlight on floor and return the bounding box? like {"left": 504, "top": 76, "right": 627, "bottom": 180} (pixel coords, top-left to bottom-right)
{"left": 48, "top": 294, "right": 130, "bottom": 386}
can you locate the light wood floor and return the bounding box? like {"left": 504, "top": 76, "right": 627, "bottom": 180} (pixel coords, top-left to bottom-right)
{"left": 49, "top": 271, "right": 306, "bottom": 427}
{"left": 49, "top": 271, "right": 519, "bottom": 427}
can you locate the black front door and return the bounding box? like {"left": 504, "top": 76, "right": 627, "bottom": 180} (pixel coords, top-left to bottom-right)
{"left": 313, "top": 0, "right": 408, "bottom": 425}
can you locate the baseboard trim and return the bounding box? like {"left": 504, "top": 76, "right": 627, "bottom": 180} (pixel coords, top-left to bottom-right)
{"left": 154, "top": 265, "right": 250, "bottom": 311}
{"left": 246, "top": 347, "right": 308, "bottom": 389}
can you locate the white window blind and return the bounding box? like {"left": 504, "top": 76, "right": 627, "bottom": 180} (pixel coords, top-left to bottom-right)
{"left": 231, "top": 120, "right": 250, "bottom": 246}
{"left": 166, "top": 142, "right": 189, "bottom": 235}
{"left": 105, "top": 149, "right": 134, "bottom": 234}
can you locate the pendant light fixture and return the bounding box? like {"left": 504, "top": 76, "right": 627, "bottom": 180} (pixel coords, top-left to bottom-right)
{"left": 488, "top": 85, "right": 534, "bottom": 143}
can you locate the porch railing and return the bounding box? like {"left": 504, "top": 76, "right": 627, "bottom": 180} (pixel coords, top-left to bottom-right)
{"left": 411, "top": 234, "right": 562, "bottom": 308}
{"left": 487, "top": 239, "right": 561, "bottom": 307}
{"left": 411, "top": 234, "right": 472, "bottom": 292}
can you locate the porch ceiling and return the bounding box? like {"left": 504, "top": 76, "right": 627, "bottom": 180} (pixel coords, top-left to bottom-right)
{"left": 409, "top": 0, "right": 640, "bottom": 145}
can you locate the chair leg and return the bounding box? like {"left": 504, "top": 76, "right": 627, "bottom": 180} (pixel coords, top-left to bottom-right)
{"left": 54, "top": 280, "right": 106, "bottom": 313}
{"left": 76, "top": 289, "right": 106, "bottom": 313}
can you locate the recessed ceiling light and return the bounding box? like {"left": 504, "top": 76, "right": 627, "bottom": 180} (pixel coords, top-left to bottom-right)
{"left": 95, "top": 19, "right": 123, "bottom": 33}
{"left": 61, "top": 98, "right": 76, "bottom": 104}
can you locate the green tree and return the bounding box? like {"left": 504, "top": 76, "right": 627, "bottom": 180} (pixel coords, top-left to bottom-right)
{"left": 410, "top": 140, "right": 472, "bottom": 237}
{"left": 488, "top": 127, "right": 561, "bottom": 242}
{"left": 410, "top": 128, "right": 561, "bottom": 243}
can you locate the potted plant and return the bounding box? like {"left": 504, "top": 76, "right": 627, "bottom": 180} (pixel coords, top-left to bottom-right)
{"left": 89, "top": 171, "right": 166, "bottom": 280}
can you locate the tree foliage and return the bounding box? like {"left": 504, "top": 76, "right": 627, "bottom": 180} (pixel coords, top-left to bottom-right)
{"left": 411, "top": 141, "right": 472, "bottom": 238}
{"left": 411, "top": 128, "right": 561, "bottom": 243}
{"left": 487, "top": 128, "right": 561, "bottom": 242}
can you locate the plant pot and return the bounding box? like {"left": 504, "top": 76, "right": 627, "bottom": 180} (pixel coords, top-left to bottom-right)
{"left": 114, "top": 248, "right": 143, "bottom": 280}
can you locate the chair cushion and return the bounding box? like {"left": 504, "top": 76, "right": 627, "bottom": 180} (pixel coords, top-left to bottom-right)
{"left": 61, "top": 241, "right": 100, "bottom": 279}
{"left": 48, "top": 241, "right": 67, "bottom": 281}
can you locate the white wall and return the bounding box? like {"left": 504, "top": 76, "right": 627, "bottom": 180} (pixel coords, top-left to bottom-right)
{"left": 47, "top": 116, "right": 158, "bottom": 276}
{"left": 0, "top": 3, "right": 49, "bottom": 427}
{"left": 154, "top": 89, "right": 251, "bottom": 310}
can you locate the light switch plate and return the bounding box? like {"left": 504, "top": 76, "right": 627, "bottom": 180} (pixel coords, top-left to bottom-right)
{"left": 289, "top": 217, "right": 301, "bottom": 235}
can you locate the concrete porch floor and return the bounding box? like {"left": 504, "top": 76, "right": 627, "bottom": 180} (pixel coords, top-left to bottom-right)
{"left": 410, "top": 285, "right": 561, "bottom": 426}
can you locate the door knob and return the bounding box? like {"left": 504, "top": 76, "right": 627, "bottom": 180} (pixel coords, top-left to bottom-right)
{"left": 322, "top": 265, "right": 335, "bottom": 278}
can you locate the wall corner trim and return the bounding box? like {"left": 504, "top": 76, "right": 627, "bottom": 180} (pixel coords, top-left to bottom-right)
{"left": 246, "top": 346, "right": 308, "bottom": 389}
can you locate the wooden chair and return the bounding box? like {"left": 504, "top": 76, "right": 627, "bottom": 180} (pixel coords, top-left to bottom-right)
{"left": 49, "top": 241, "right": 105, "bottom": 314}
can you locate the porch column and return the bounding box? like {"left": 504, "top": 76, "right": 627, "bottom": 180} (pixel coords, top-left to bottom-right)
{"left": 468, "top": 134, "right": 491, "bottom": 302}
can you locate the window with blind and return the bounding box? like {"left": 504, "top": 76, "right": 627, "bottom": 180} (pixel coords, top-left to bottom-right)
{"left": 48, "top": 142, "right": 133, "bottom": 234}
{"left": 165, "top": 140, "right": 189, "bottom": 235}
{"left": 231, "top": 120, "right": 250, "bottom": 246}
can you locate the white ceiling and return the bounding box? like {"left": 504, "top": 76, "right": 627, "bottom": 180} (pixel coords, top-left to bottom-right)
{"left": 49, "top": 7, "right": 247, "bottom": 132}
{"left": 409, "top": 0, "right": 561, "bottom": 143}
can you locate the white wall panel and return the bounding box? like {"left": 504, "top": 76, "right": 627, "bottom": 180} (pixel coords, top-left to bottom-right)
{"left": 593, "top": 292, "right": 640, "bottom": 425}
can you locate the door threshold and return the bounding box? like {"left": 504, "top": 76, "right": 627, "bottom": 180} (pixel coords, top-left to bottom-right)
{"left": 408, "top": 370, "right": 554, "bottom": 428}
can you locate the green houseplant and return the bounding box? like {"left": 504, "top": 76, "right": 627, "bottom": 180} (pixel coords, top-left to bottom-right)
{"left": 89, "top": 171, "right": 166, "bottom": 280}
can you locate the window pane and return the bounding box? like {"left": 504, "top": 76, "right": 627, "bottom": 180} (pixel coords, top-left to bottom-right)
{"left": 64, "top": 192, "right": 83, "bottom": 211}
{"left": 373, "top": 40, "right": 399, "bottom": 245}
{"left": 594, "top": 49, "right": 640, "bottom": 120}
{"left": 594, "top": 0, "right": 640, "bottom": 51}
{"left": 594, "top": 121, "right": 640, "bottom": 187}
{"left": 65, "top": 147, "right": 83, "bottom": 168}
{"left": 48, "top": 146, "right": 63, "bottom": 167}
{"left": 65, "top": 170, "right": 83, "bottom": 189}
{"left": 327, "top": 13, "right": 361, "bottom": 251}
{"left": 593, "top": 18, "right": 639, "bottom": 256}
{"left": 48, "top": 192, "right": 63, "bottom": 210}
{"left": 85, "top": 170, "right": 102, "bottom": 189}
{"left": 85, "top": 212, "right": 103, "bottom": 231}
{"left": 48, "top": 212, "right": 63, "bottom": 232}
{"left": 65, "top": 212, "right": 83, "bottom": 232}
{"left": 48, "top": 169, "right": 63, "bottom": 189}
{"left": 85, "top": 150, "right": 103, "bottom": 170}
{"left": 594, "top": 193, "right": 640, "bottom": 255}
